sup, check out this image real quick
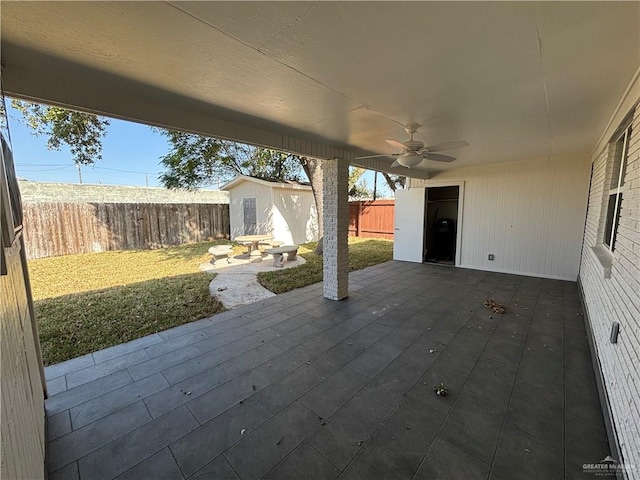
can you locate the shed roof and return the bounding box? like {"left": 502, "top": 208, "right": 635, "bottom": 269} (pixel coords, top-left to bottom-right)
{"left": 18, "top": 180, "right": 229, "bottom": 204}
{"left": 221, "top": 175, "right": 312, "bottom": 192}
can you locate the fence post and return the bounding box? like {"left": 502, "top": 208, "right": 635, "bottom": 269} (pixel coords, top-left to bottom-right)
{"left": 356, "top": 202, "right": 362, "bottom": 237}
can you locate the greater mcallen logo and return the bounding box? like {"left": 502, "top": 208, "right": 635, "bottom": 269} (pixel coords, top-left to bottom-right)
{"left": 583, "top": 456, "right": 635, "bottom": 476}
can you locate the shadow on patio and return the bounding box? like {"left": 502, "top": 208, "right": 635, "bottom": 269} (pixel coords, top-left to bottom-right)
{"left": 44, "top": 261, "right": 608, "bottom": 480}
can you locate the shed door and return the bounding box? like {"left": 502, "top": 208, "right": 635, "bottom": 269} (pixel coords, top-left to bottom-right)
{"left": 243, "top": 198, "right": 257, "bottom": 235}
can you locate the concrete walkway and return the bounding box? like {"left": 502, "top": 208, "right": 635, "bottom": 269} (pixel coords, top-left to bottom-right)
{"left": 200, "top": 254, "right": 306, "bottom": 309}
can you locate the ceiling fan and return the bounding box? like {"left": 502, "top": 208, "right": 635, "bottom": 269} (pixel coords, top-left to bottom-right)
{"left": 356, "top": 124, "right": 469, "bottom": 168}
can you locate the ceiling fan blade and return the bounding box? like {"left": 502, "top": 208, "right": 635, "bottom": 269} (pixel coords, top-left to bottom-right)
{"left": 355, "top": 154, "right": 394, "bottom": 160}
{"left": 390, "top": 159, "right": 401, "bottom": 168}
{"left": 422, "top": 153, "right": 456, "bottom": 162}
{"left": 422, "top": 140, "right": 470, "bottom": 152}
{"left": 385, "top": 139, "right": 409, "bottom": 151}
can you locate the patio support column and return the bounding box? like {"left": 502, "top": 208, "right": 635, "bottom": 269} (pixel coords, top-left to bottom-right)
{"left": 322, "top": 157, "right": 349, "bottom": 300}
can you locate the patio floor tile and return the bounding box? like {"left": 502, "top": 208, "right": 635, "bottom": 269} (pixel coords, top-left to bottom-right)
{"left": 255, "top": 363, "right": 326, "bottom": 414}
{"left": 77, "top": 406, "right": 198, "bottom": 480}
{"left": 47, "top": 410, "right": 71, "bottom": 442}
{"left": 66, "top": 349, "right": 150, "bottom": 389}
{"left": 170, "top": 396, "right": 273, "bottom": 478}
{"left": 307, "top": 394, "right": 391, "bottom": 470}
{"left": 70, "top": 372, "right": 169, "bottom": 428}
{"left": 364, "top": 395, "right": 445, "bottom": 478}
{"left": 186, "top": 369, "right": 270, "bottom": 424}
{"left": 437, "top": 388, "right": 508, "bottom": 464}
{"left": 346, "top": 344, "right": 397, "bottom": 379}
{"left": 188, "top": 455, "right": 239, "bottom": 480}
{"left": 338, "top": 449, "right": 405, "bottom": 480}
{"left": 490, "top": 423, "right": 564, "bottom": 480}
{"left": 114, "top": 448, "right": 184, "bottom": 480}
{"left": 90, "top": 333, "right": 163, "bottom": 364}
{"left": 299, "top": 367, "right": 369, "bottom": 419}
{"left": 414, "top": 436, "right": 490, "bottom": 480}
{"left": 505, "top": 378, "right": 564, "bottom": 449}
{"left": 263, "top": 443, "right": 339, "bottom": 480}
{"left": 43, "top": 262, "right": 610, "bottom": 479}
{"left": 45, "top": 354, "right": 95, "bottom": 381}
{"left": 48, "top": 401, "right": 151, "bottom": 473}
{"left": 46, "top": 370, "right": 132, "bottom": 415}
{"left": 223, "top": 402, "right": 320, "bottom": 479}
{"left": 49, "top": 462, "right": 80, "bottom": 480}
{"left": 144, "top": 366, "right": 228, "bottom": 419}
{"left": 127, "top": 345, "right": 202, "bottom": 381}
{"left": 160, "top": 345, "right": 235, "bottom": 385}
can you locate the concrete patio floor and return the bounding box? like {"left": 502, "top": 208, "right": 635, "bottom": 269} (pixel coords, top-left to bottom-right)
{"left": 44, "top": 261, "right": 609, "bottom": 480}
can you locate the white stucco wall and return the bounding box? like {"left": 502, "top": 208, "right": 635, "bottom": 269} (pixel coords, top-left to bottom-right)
{"left": 272, "top": 187, "right": 318, "bottom": 245}
{"left": 227, "top": 179, "right": 318, "bottom": 244}
{"left": 579, "top": 94, "right": 640, "bottom": 474}
{"left": 409, "top": 154, "right": 592, "bottom": 280}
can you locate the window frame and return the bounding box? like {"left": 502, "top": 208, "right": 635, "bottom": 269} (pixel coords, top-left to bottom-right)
{"left": 603, "top": 124, "right": 631, "bottom": 252}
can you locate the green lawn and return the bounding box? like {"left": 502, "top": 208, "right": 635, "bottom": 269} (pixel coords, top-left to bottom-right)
{"left": 30, "top": 238, "right": 393, "bottom": 365}
{"left": 257, "top": 237, "right": 394, "bottom": 294}
{"left": 29, "top": 241, "right": 242, "bottom": 365}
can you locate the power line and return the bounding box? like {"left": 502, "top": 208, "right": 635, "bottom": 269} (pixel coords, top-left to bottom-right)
{"left": 16, "top": 166, "right": 73, "bottom": 172}
{"left": 16, "top": 163, "right": 157, "bottom": 175}
{"left": 16, "top": 163, "right": 70, "bottom": 167}
{"left": 90, "top": 166, "right": 157, "bottom": 175}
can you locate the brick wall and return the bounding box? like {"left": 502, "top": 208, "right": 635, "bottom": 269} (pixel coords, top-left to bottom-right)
{"left": 579, "top": 103, "right": 640, "bottom": 476}
{"left": 322, "top": 159, "right": 349, "bottom": 300}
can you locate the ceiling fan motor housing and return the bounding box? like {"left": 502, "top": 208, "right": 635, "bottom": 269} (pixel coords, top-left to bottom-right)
{"left": 403, "top": 140, "right": 424, "bottom": 151}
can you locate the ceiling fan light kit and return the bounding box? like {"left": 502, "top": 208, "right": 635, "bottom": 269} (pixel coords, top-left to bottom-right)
{"left": 396, "top": 152, "right": 424, "bottom": 168}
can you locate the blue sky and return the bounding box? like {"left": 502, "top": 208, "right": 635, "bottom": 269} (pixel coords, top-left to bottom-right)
{"left": 6, "top": 101, "right": 391, "bottom": 195}
{"left": 7, "top": 103, "right": 172, "bottom": 187}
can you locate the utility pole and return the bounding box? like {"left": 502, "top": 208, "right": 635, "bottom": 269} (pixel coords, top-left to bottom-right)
{"left": 76, "top": 163, "right": 83, "bottom": 184}
{"left": 373, "top": 171, "right": 377, "bottom": 200}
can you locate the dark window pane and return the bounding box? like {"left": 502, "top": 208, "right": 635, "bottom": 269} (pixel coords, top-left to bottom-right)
{"left": 611, "top": 196, "right": 623, "bottom": 252}
{"left": 611, "top": 126, "right": 631, "bottom": 189}
{"left": 604, "top": 194, "right": 617, "bottom": 248}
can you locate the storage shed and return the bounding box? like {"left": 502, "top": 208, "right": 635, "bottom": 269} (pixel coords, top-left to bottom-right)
{"left": 221, "top": 175, "right": 318, "bottom": 245}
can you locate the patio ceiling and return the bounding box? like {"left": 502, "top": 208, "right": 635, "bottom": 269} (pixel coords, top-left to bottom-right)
{"left": 2, "top": 2, "right": 639, "bottom": 175}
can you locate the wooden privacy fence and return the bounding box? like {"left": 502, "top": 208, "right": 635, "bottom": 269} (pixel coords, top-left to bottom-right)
{"left": 349, "top": 200, "right": 395, "bottom": 240}
{"left": 22, "top": 202, "right": 230, "bottom": 259}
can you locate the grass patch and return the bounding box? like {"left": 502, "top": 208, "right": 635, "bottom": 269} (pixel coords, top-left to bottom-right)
{"left": 29, "top": 241, "right": 239, "bottom": 365}
{"left": 37, "top": 273, "right": 223, "bottom": 366}
{"left": 257, "top": 238, "right": 393, "bottom": 294}
{"left": 28, "top": 240, "right": 243, "bottom": 301}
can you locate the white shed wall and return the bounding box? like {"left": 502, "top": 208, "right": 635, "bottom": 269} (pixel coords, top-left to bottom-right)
{"left": 579, "top": 100, "right": 640, "bottom": 475}
{"left": 228, "top": 181, "right": 273, "bottom": 239}
{"left": 410, "top": 154, "right": 591, "bottom": 280}
{"left": 272, "top": 187, "right": 318, "bottom": 245}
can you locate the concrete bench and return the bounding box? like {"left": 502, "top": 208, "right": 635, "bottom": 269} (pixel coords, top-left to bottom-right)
{"left": 240, "top": 242, "right": 254, "bottom": 255}
{"left": 264, "top": 245, "right": 299, "bottom": 267}
{"left": 208, "top": 245, "right": 234, "bottom": 266}
{"left": 259, "top": 239, "right": 284, "bottom": 249}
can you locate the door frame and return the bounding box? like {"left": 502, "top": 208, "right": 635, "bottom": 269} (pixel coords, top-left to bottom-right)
{"left": 421, "top": 180, "right": 465, "bottom": 267}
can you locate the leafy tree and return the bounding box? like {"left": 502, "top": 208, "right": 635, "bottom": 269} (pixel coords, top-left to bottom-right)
{"left": 11, "top": 100, "right": 109, "bottom": 166}
{"left": 348, "top": 167, "right": 373, "bottom": 199}
{"left": 157, "top": 129, "right": 327, "bottom": 252}
{"left": 157, "top": 130, "right": 307, "bottom": 188}
{"left": 381, "top": 172, "right": 406, "bottom": 192}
